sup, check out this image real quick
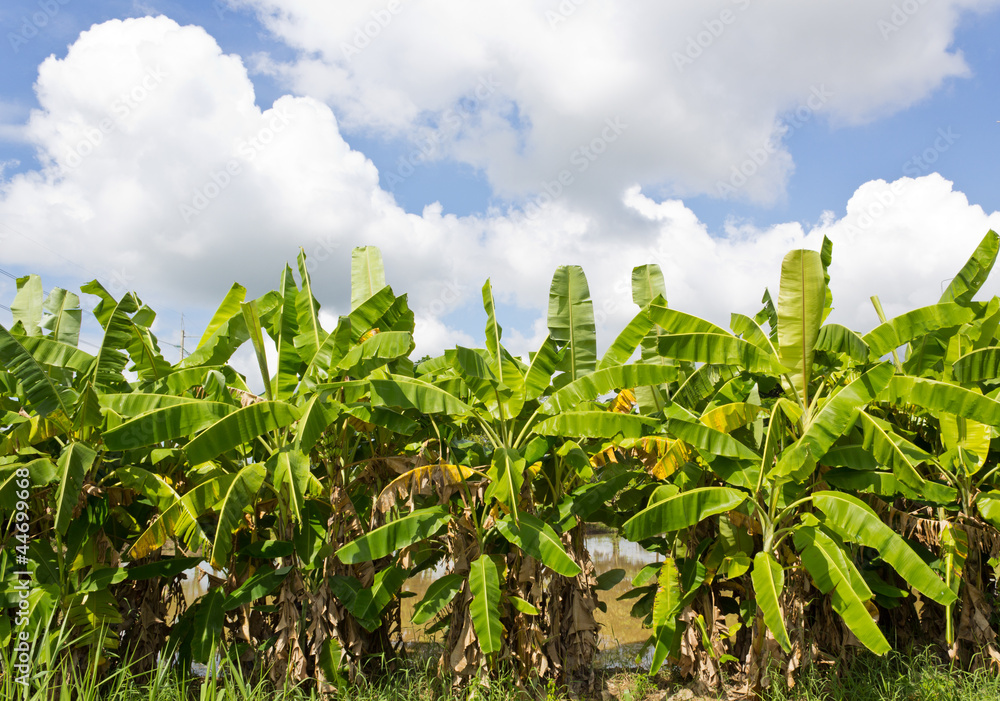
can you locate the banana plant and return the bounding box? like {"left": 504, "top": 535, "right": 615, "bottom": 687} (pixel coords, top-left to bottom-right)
{"left": 620, "top": 245, "right": 958, "bottom": 691}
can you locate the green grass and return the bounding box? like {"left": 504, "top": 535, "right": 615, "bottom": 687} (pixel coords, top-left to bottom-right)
{"left": 762, "top": 648, "right": 1000, "bottom": 701}
{"left": 3, "top": 644, "right": 999, "bottom": 700}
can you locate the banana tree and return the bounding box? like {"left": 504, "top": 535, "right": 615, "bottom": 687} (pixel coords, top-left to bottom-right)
{"left": 349, "top": 263, "right": 674, "bottom": 681}
{"left": 619, "top": 244, "right": 958, "bottom": 695}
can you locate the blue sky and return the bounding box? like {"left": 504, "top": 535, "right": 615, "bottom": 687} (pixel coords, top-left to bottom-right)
{"left": 2, "top": 1, "right": 1000, "bottom": 367}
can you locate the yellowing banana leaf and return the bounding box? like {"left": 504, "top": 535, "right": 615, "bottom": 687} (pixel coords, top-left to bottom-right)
{"left": 377, "top": 462, "right": 476, "bottom": 512}
{"left": 699, "top": 402, "right": 768, "bottom": 434}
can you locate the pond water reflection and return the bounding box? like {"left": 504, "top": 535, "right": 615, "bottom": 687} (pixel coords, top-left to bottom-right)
{"left": 401, "top": 532, "right": 659, "bottom": 665}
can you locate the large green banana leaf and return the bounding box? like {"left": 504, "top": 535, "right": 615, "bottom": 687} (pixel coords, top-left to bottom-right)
{"left": 272, "top": 264, "right": 303, "bottom": 400}
{"left": 794, "top": 526, "right": 890, "bottom": 655}
{"left": 103, "top": 400, "right": 235, "bottom": 450}
{"left": 953, "top": 347, "right": 1000, "bottom": 383}
{"left": 882, "top": 375, "right": 1000, "bottom": 425}
{"left": 939, "top": 229, "right": 999, "bottom": 305}
{"left": 184, "top": 401, "right": 301, "bottom": 464}
{"left": 815, "top": 324, "right": 870, "bottom": 363}
{"left": 752, "top": 552, "right": 791, "bottom": 653}
{"left": 486, "top": 448, "right": 524, "bottom": 520}
{"left": 648, "top": 305, "right": 728, "bottom": 335}
{"left": 495, "top": 513, "right": 581, "bottom": 577}
{"left": 210, "top": 463, "right": 267, "bottom": 568}
{"left": 0, "top": 324, "right": 77, "bottom": 418}
{"left": 370, "top": 375, "right": 474, "bottom": 416}
{"left": 863, "top": 303, "right": 973, "bottom": 358}
{"left": 469, "top": 554, "right": 503, "bottom": 655}
{"left": 16, "top": 336, "right": 94, "bottom": 373}
{"left": 598, "top": 310, "right": 655, "bottom": 370}
{"left": 547, "top": 265, "right": 597, "bottom": 381}
{"left": 534, "top": 411, "right": 657, "bottom": 439}
{"left": 294, "top": 251, "right": 327, "bottom": 365}
{"left": 523, "top": 336, "right": 560, "bottom": 402}
{"left": 411, "top": 573, "right": 465, "bottom": 626}
{"left": 270, "top": 449, "right": 312, "bottom": 525}
{"left": 632, "top": 264, "right": 666, "bottom": 309}
{"left": 776, "top": 249, "right": 826, "bottom": 407}
{"left": 812, "top": 491, "right": 956, "bottom": 605}
{"left": 623, "top": 487, "right": 747, "bottom": 541}
{"left": 856, "top": 411, "right": 957, "bottom": 501}
{"left": 731, "top": 313, "right": 779, "bottom": 356}
{"left": 649, "top": 557, "right": 682, "bottom": 674}
{"left": 336, "top": 506, "right": 451, "bottom": 564}
{"left": 351, "top": 246, "right": 387, "bottom": 311}
{"left": 544, "top": 364, "right": 677, "bottom": 414}
{"left": 198, "top": 283, "right": 247, "bottom": 347}
{"left": 336, "top": 331, "right": 414, "bottom": 376}
{"left": 775, "top": 362, "right": 894, "bottom": 482}
{"left": 665, "top": 418, "right": 759, "bottom": 460}
{"left": 39, "top": 287, "right": 81, "bottom": 346}
{"left": 293, "top": 394, "right": 342, "bottom": 453}
{"left": 657, "top": 333, "right": 783, "bottom": 374}
{"left": 54, "top": 442, "right": 95, "bottom": 536}
{"left": 126, "top": 472, "right": 233, "bottom": 558}
{"left": 10, "top": 274, "right": 43, "bottom": 336}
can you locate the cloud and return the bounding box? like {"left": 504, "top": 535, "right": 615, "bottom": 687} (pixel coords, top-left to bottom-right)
{"left": 238, "top": 0, "right": 999, "bottom": 206}
{"left": 2, "top": 15, "right": 999, "bottom": 367}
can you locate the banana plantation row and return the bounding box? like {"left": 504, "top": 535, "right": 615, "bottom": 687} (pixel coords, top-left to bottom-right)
{"left": 2, "top": 232, "right": 1000, "bottom": 695}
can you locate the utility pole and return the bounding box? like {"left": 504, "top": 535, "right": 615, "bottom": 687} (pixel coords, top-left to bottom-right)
{"left": 179, "top": 313, "right": 186, "bottom": 361}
